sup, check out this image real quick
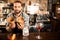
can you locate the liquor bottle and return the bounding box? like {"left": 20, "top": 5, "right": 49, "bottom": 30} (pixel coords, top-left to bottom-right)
{"left": 23, "top": 26, "right": 29, "bottom": 36}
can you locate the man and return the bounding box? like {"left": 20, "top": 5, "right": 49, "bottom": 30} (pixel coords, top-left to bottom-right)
{"left": 6, "top": 1, "right": 29, "bottom": 33}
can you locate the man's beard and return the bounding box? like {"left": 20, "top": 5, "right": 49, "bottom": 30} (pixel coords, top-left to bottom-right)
{"left": 14, "top": 11, "right": 21, "bottom": 14}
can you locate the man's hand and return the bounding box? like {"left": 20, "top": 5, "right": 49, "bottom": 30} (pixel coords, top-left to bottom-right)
{"left": 16, "top": 16, "right": 25, "bottom": 29}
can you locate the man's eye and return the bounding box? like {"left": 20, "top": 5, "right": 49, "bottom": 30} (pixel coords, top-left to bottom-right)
{"left": 14, "top": 6, "right": 17, "bottom": 8}
{"left": 18, "top": 6, "right": 21, "bottom": 8}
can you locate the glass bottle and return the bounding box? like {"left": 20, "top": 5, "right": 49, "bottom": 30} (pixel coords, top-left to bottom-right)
{"left": 23, "top": 26, "right": 29, "bottom": 36}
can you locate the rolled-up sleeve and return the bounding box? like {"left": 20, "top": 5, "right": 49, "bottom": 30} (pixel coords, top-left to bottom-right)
{"left": 6, "top": 13, "right": 13, "bottom": 27}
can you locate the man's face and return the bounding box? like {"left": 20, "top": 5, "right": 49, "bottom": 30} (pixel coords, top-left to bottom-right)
{"left": 13, "top": 3, "right": 22, "bottom": 14}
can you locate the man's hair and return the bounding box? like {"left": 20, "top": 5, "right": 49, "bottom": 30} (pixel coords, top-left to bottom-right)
{"left": 14, "top": 1, "right": 22, "bottom": 4}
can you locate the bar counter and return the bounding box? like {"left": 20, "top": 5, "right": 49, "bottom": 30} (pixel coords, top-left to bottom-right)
{"left": 0, "top": 32, "right": 60, "bottom": 40}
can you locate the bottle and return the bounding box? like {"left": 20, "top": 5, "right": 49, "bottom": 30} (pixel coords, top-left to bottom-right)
{"left": 23, "top": 26, "right": 29, "bottom": 36}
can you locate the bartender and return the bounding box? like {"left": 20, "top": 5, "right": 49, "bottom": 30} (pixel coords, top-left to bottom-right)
{"left": 6, "top": 1, "right": 29, "bottom": 33}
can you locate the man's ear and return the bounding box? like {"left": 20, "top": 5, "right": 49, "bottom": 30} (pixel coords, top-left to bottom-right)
{"left": 21, "top": 7, "right": 23, "bottom": 11}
